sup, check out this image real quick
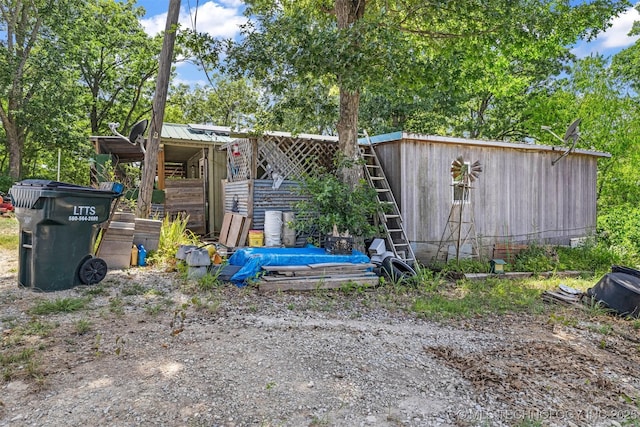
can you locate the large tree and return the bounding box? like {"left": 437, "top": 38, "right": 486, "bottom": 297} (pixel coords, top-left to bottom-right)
{"left": 0, "top": 0, "right": 83, "bottom": 178}
{"left": 228, "top": 0, "right": 629, "bottom": 186}
{"left": 69, "top": 0, "right": 160, "bottom": 135}
{"left": 167, "top": 76, "right": 262, "bottom": 127}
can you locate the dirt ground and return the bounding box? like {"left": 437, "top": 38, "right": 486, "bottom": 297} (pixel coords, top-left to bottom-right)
{"left": 1, "top": 221, "right": 640, "bottom": 426}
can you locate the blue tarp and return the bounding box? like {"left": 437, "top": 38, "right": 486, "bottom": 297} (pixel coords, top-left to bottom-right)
{"left": 228, "top": 246, "right": 371, "bottom": 286}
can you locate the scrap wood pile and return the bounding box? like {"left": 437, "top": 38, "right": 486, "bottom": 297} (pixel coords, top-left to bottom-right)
{"left": 542, "top": 284, "right": 585, "bottom": 307}
{"left": 543, "top": 265, "right": 640, "bottom": 318}
{"left": 256, "top": 262, "right": 378, "bottom": 292}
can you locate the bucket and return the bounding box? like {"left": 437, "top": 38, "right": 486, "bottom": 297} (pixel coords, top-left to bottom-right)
{"left": 282, "top": 212, "right": 296, "bottom": 247}
{"left": 248, "top": 230, "right": 264, "bottom": 247}
{"left": 264, "top": 210, "right": 282, "bottom": 246}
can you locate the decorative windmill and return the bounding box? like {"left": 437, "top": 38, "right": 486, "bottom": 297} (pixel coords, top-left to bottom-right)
{"left": 436, "top": 156, "right": 483, "bottom": 261}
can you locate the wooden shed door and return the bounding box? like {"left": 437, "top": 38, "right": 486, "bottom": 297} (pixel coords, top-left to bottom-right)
{"left": 164, "top": 179, "right": 206, "bottom": 235}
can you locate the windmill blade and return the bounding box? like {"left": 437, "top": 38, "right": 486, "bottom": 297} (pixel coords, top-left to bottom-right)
{"left": 451, "top": 156, "right": 466, "bottom": 180}
{"left": 468, "top": 160, "right": 482, "bottom": 181}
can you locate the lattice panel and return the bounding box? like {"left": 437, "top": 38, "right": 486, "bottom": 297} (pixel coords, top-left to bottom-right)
{"left": 256, "top": 135, "right": 339, "bottom": 180}
{"left": 226, "top": 138, "right": 253, "bottom": 182}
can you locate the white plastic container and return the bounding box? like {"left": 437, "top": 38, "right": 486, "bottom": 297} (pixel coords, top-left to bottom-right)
{"left": 264, "top": 210, "right": 283, "bottom": 246}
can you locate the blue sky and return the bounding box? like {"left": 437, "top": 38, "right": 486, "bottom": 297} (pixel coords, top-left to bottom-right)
{"left": 132, "top": 0, "right": 640, "bottom": 86}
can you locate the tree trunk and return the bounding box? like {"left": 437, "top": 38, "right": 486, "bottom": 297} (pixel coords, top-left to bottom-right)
{"left": 6, "top": 124, "right": 23, "bottom": 179}
{"left": 336, "top": 88, "right": 362, "bottom": 188}
{"left": 136, "top": 0, "right": 181, "bottom": 218}
{"left": 0, "top": 109, "right": 23, "bottom": 179}
{"left": 334, "top": 0, "right": 366, "bottom": 189}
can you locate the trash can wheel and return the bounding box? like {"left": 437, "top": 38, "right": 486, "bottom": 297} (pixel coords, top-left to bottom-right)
{"left": 78, "top": 257, "right": 108, "bottom": 285}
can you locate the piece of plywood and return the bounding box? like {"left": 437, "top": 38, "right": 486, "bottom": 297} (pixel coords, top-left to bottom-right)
{"left": 226, "top": 214, "right": 245, "bottom": 247}
{"left": 219, "top": 213, "right": 233, "bottom": 245}
{"left": 238, "top": 217, "right": 252, "bottom": 247}
{"left": 258, "top": 275, "right": 379, "bottom": 292}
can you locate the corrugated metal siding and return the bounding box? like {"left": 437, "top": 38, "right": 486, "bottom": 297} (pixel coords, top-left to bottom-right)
{"left": 377, "top": 139, "right": 598, "bottom": 258}
{"left": 222, "top": 179, "right": 306, "bottom": 229}
{"left": 250, "top": 180, "right": 305, "bottom": 230}
{"left": 223, "top": 180, "right": 251, "bottom": 216}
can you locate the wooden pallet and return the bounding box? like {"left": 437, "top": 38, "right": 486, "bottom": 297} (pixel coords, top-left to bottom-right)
{"left": 219, "top": 212, "right": 251, "bottom": 248}
{"left": 257, "top": 262, "right": 378, "bottom": 292}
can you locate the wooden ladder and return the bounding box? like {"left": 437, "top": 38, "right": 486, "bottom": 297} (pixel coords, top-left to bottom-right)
{"left": 360, "top": 138, "right": 416, "bottom": 266}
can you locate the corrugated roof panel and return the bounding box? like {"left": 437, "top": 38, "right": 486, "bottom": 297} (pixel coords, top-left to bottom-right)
{"left": 161, "top": 123, "right": 233, "bottom": 143}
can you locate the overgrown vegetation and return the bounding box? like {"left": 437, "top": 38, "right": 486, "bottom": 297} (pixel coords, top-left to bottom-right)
{"left": 293, "top": 155, "right": 383, "bottom": 242}
{"left": 410, "top": 277, "right": 547, "bottom": 319}
{"left": 147, "top": 214, "right": 200, "bottom": 267}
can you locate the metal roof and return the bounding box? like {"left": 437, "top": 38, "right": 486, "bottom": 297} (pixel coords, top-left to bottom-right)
{"left": 162, "top": 123, "right": 233, "bottom": 143}
{"left": 358, "top": 131, "right": 611, "bottom": 158}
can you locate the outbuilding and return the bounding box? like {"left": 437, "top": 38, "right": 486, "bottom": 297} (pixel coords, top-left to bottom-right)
{"left": 367, "top": 131, "right": 609, "bottom": 261}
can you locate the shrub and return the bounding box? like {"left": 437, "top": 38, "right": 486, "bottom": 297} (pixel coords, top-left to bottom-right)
{"left": 293, "top": 156, "right": 383, "bottom": 240}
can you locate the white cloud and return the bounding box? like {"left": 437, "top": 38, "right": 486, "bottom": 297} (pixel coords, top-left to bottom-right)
{"left": 141, "top": 0, "right": 246, "bottom": 38}
{"left": 573, "top": 4, "right": 640, "bottom": 57}
{"left": 599, "top": 5, "right": 640, "bottom": 49}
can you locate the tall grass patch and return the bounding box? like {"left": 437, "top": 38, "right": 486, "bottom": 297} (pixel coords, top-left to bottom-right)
{"left": 0, "top": 217, "right": 18, "bottom": 251}
{"left": 411, "top": 278, "right": 547, "bottom": 319}
{"left": 148, "top": 214, "right": 200, "bottom": 266}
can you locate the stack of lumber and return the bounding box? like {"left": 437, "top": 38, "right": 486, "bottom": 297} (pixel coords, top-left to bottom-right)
{"left": 96, "top": 212, "right": 135, "bottom": 269}
{"left": 257, "top": 262, "right": 378, "bottom": 292}
{"left": 133, "top": 218, "right": 162, "bottom": 251}
{"left": 542, "top": 284, "right": 585, "bottom": 307}
{"left": 219, "top": 212, "right": 251, "bottom": 248}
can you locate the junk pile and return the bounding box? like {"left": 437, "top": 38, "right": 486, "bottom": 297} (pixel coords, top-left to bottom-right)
{"left": 175, "top": 243, "right": 241, "bottom": 282}
{"left": 368, "top": 238, "right": 417, "bottom": 283}
{"left": 0, "top": 192, "right": 14, "bottom": 215}
{"left": 543, "top": 265, "right": 640, "bottom": 318}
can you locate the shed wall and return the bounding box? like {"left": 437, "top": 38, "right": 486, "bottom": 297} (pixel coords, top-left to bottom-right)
{"left": 375, "top": 139, "right": 598, "bottom": 260}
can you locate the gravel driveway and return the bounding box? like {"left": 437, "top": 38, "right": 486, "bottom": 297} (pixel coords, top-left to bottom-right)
{"left": 2, "top": 255, "right": 640, "bottom": 427}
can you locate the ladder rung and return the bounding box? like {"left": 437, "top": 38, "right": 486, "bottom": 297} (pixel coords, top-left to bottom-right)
{"left": 385, "top": 214, "right": 400, "bottom": 219}
{"left": 370, "top": 176, "right": 384, "bottom": 180}
{"left": 376, "top": 189, "right": 390, "bottom": 193}
{"left": 366, "top": 164, "right": 380, "bottom": 168}
{"left": 387, "top": 228, "right": 402, "bottom": 232}
{"left": 393, "top": 242, "right": 409, "bottom": 247}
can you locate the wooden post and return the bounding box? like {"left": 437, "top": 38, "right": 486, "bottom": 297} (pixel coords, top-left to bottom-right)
{"left": 136, "top": 0, "right": 180, "bottom": 218}
{"left": 157, "top": 148, "right": 165, "bottom": 190}
{"left": 208, "top": 146, "right": 216, "bottom": 235}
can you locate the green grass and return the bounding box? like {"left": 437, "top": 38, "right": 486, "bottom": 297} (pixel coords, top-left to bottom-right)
{"left": 81, "top": 284, "right": 110, "bottom": 297}
{"left": 410, "top": 277, "right": 547, "bottom": 319}
{"left": 109, "top": 297, "right": 125, "bottom": 315}
{"left": 29, "top": 297, "right": 89, "bottom": 315}
{"left": 1, "top": 347, "right": 42, "bottom": 382}
{"left": 75, "top": 319, "right": 92, "bottom": 335}
{"left": 121, "top": 283, "right": 147, "bottom": 296}
{"left": 0, "top": 217, "right": 18, "bottom": 251}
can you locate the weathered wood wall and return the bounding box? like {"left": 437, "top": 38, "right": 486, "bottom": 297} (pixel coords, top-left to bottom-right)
{"left": 164, "top": 179, "right": 205, "bottom": 234}
{"left": 374, "top": 138, "right": 599, "bottom": 260}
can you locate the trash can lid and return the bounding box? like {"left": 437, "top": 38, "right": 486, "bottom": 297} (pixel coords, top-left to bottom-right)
{"left": 13, "top": 179, "right": 117, "bottom": 194}
{"left": 14, "top": 179, "right": 87, "bottom": 189}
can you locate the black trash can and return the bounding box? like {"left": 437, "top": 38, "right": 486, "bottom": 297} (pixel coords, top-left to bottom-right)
{"left": 9, "top": 180, "right": 120, "bottom": 291}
